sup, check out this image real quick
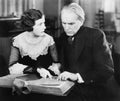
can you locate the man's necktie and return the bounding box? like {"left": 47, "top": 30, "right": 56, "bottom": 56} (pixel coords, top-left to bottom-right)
{"left": 68, "top": 36, "right": 74, "bottom": 44}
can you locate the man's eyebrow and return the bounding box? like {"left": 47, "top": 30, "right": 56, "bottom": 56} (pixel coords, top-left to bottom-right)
{"left": 62, "top": 22, "right": 75, "bottom": 24}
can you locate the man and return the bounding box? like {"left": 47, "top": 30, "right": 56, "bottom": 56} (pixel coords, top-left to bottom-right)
{"left": 57, "top": 3, "right": 114, "bottom": 101}
{"left": 112, "top": 35, "right": 120, "bottom": 85}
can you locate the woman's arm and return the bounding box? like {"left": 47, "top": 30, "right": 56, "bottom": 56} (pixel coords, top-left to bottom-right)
{"left": 9, "top": 46, "right": 19, "bottom": 67}
{"left": 49, "top": 43, "right": 59, "bottom": 63}
{"left": 49, "top": 43, "right": 61, "bottom": 75}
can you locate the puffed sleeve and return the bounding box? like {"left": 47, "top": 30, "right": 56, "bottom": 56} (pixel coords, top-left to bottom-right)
{"left": 12, "top": 36, "right": 21, "bottom": 48}
{"left": 48, "top": 35, "right": 55, "bottom": 46}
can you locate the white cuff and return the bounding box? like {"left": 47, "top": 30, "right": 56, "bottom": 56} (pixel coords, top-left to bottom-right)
{"left": 76, "top": 73, "right": 84, "bottom": 83}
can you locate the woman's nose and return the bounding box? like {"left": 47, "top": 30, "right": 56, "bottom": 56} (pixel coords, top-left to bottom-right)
{"left": 43, "top": 23, "right": 46, "bottom": 29}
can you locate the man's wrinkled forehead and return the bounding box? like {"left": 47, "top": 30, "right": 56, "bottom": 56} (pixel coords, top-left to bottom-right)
{"left": 61, "top": 4, "right": 85, "bottom": 22}
{"left": 61, "top": 9, "right": 79, "bottom": 21}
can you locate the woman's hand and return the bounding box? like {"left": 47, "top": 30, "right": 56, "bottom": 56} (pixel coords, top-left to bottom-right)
{"left": 57, "top": 71, "right": 78, "bottom": 81}
{"left": 48, "top": 63, "right": 61, "bottom": 75}
{"left": 37, "top": 68, "right": 52, "bottom": 79}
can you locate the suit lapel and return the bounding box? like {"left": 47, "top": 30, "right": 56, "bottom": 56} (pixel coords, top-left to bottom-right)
{"left": 74, "top": 27, "right": 85, "bottom": 60}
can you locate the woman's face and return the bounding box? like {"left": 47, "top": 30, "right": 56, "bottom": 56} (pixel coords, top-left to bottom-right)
{"left": 33, "top": 15, "right": 46, "bottom": 37}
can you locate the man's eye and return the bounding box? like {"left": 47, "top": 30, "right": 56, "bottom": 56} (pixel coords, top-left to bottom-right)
{"left": 62, "top": 22, "right": 66, "bottom": 25}
{"left": 69, "top": 23, "right": 74, "bottom": 25}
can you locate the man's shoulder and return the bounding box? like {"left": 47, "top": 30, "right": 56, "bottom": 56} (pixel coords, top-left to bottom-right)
{"left": 82, "top": 26, "right": 104, "bottom": 37}
{"left": 82, "top": 26, "right": 102, "bottom": 32}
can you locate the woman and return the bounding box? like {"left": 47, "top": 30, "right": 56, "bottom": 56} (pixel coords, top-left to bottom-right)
{"left": 9, "top": 9, "right": 60, "bottom": 78}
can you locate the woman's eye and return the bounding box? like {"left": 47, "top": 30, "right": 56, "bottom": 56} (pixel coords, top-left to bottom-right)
{"left": 39, "top": 22, "right": 45, "bottom": 26}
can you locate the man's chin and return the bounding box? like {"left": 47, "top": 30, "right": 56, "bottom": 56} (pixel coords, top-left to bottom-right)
{"left": 66, "top": 33, "right": 74, "bottom": 36}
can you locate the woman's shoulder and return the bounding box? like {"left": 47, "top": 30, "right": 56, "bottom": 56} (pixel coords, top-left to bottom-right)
{"left": 12, "top": 32, "right": 29, "bottom": 48}
{"left": 13, "top": 31, "right": 28, "bottom": 40}
{"left": 44, "top": 33, "right": 53, "bottom": 39}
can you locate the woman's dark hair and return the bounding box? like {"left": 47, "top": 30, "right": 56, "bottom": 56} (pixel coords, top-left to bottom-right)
{"left": 21, "top": 9, "right": 43, "bottom": 31}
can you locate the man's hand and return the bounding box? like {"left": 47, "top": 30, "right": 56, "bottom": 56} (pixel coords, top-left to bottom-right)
{"left": 48, "top": 63, "right": 61, "bottom": 75}
{"left": 37, "top": 68, "right": 52, "bottom": 79}
{"left": 57, "top": 71, "right": 78, "bottom": 81}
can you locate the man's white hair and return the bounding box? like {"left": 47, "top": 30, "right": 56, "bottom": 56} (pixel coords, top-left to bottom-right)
{"left": 61, "top": 3, "right": 85, "bottom": 23}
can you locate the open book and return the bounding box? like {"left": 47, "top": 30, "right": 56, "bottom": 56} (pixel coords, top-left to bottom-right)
{"left": 14, "top": 75, "right": 75, "bottom": 96}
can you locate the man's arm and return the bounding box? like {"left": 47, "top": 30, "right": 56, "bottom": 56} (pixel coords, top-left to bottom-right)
{"left": 89, "top": 29, "right": 114, "bottom": 83}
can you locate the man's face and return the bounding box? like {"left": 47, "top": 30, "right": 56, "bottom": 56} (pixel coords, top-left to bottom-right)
{"left": 33, "top": 15, "right": 46, "bottom": 37}
{"left": 61, "top": 9, "right": 82, "bottom": 36}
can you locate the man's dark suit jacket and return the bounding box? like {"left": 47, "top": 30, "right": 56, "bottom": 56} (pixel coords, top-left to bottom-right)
{"left": 58, "top": 26, "right": 114, "bottom": 84}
